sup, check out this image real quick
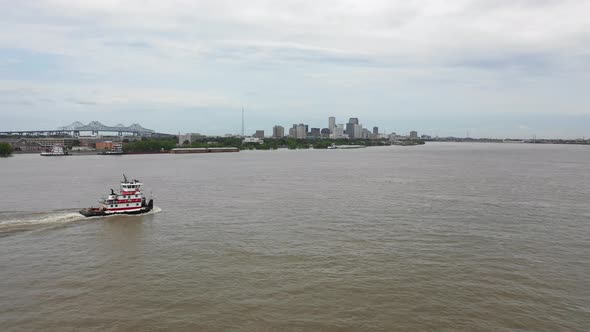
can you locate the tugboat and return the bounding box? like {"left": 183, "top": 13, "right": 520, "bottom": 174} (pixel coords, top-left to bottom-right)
{"left": 40, "top": 145, "right": 69, "bottom": 156}
{"left": 79, "top": 175, "right": 154, "bottom": 217}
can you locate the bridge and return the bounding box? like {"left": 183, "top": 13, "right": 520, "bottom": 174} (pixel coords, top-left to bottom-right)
{"left": 0, "top": 121, "right": 171, "bottom": 137}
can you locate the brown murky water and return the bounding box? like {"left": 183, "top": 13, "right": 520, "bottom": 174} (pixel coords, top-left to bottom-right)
{"left": 1, "top": 143, "right": 589, "bottom": 331}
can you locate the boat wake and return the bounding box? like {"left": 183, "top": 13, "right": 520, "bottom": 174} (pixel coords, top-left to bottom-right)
{"left": 0, "top": 207, "right": 162, "bottom": 234}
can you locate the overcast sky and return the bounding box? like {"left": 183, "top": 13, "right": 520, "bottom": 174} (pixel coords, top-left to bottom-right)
{"left": 1, "top": 0, "right": 589, "bottom": 138}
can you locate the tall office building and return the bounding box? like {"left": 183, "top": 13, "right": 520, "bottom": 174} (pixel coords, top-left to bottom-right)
{"left": 410, "top": 131, "right": 418, "bottom": 139}
{"left": 296, "top": 124, "right": 306, "bottom": 139}
{"left": 349, "top": 118, "right": 359, "bottom": 125}
{"left": 354, "top": 124, "right": 363, "bottom": 139}
{"left": 289, "top": 127, "right": 297, "bottom": 138}
{"left": 310, "top": 128, "right": 321, "bottom": 138}
{"left": 329, "top": 117, "right": 336, "bottom": 134}
{"left": 254, "top": 130, "right": 264, "bottom": 138}
{"left": 332, "top": 124, "right": 346, "bottom": 139}
{"left": 272, "top": 125, "right": 284, "bottom": 138}
{"left": 346, "top": 123, "right": 355, "bottom": 138}
{"left": 373, "top": 127, "right": 379, "bottom": 135}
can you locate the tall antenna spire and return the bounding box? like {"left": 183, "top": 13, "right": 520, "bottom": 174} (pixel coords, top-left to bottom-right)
{"left": 241, "top": 107, "right": 244, "bottom": 137}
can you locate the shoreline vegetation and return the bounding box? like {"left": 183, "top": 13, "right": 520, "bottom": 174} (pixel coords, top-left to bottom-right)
{"left": 123, "top": 137, "right": 426, "bottom": 152}
{"left": 0, "top": 142, "right": 13, "bottom": 157}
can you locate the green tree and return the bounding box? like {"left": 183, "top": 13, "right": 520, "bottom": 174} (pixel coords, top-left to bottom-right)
{"left": 0, "top": 142, "right": 13, "bottom": 157}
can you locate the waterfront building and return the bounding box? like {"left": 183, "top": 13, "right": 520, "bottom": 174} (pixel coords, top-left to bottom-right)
{"left": 373, "top": 127, "right": 379, "bottom": 135}
{"left": 0, "top": 137, "right": 77, "bottom": 152}
{"left": 362, "top": 128, "right": 371, "bottom": 139}
{"left": 272, "top": 126, "right": 284, "bottom": 138}
{"left": 349, "top": 118, "right": 359, "bottom": 125}
{"left": 329, "top": 117, "right": 336, "bottom": 134}
{"left": 289, "top": 127, "right": 297, "bottom": 138}
{"left": 321, "top": 128, "right": 330, "bottom": 137}
{"left": 410, "top": 131, "right": 418, "bottom": 139}
{"left": 254, "top": 130, "right": 264, "bottom": 139}
{"left": 179, "top": 133, "right": 204, "bottom": 145}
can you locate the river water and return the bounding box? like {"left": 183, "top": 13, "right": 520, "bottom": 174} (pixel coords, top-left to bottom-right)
{"left": 1, "top": 143, "right": 589, "bottom": 331}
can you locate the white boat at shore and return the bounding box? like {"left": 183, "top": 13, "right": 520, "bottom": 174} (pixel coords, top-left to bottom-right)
{"left": 40, "top": 145, "right": 69, "bottom": 156}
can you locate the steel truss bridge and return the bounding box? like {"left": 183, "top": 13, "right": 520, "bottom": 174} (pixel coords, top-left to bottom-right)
{"left": 0, "top": 121, "right": 171, "bottom": 137}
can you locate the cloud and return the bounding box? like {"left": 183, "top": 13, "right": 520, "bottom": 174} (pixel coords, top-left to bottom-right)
{"left": 0, "top": 1, "right": 589, "bottom": 136}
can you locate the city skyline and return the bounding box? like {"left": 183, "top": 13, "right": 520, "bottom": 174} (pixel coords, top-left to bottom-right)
{"left": 1, "top": 1, "right": 589, "bottom": 138}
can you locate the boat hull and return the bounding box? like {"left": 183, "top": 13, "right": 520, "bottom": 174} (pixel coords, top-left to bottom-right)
{"left": 79, "top": 199, "right": 154, "bottom": 217}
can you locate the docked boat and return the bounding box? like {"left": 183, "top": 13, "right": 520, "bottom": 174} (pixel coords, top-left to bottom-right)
{"left": 40, "top": 145, "right": 69, "bottom": 156}
{"left": 79, "top": 175, "right": 154, "bottom": 217}
{"left": 99, "top": 143, "right": 124, "bottom": 155}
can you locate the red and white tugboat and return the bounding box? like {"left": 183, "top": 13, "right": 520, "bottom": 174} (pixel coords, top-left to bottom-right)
{"left": 79, "top": 175, "right": 154, "bottom": 217}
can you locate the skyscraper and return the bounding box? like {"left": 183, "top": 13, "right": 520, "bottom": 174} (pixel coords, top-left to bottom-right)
{"left": 373, "top": 127, "right": 379, "bottom": 135}
{"left": 354, "top": 124, "right": 363, "bottom": 139}
{"left": 273, "top": 125, "right": 284, "bottom": 138}
{"left": 329, "top": 117, "right": 336, "bottom": 134}
{"left": 296, "top": 124, "right": 306, "bottom": 139}
{"left": 349, "top": 118, "right": 359, "bottom": 125}
{"left": 346, "top": 123, "right": 355, "bottom": 139}
{"left": 332, "top": 124, "right": 345, "bottom": 139}
{"left": 254, "top": 130, "right": 264, "bottom": 138}
{"left": 410, "top": 131, "right": 418, "bottom": 139}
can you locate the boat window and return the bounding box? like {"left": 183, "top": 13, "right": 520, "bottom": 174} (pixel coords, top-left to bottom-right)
{"left": 126, "top": 204, "right": 129, "bottom": 206}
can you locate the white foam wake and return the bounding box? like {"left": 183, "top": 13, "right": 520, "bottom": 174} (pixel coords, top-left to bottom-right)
{"left": 0, "top": 212, "right": 86, "bottom": 231}
{"left": 0, "top": 207, "right": 162, "bottom": 232}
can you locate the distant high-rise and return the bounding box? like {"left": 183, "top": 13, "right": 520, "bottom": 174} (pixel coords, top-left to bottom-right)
{"left": 346, "top": 123, "right": 355, "bottom": 138}
{"left": 254, "top": 130, "right": 264, "bottom": 138}
{"left": 289, "top": 127, "right": 297, "bottom": 138}
{"left": 310, "top": 128, "right": 321, "bottom": 138}
{"left": 321, "top": 128, "right": 330, "bottom": 137}
{"left": 332, "top": 124, "right": 346, "bottom": 139}
{"left": 329, "top": 117, "right": 336, "bottom": 134}
{"left": 362, "top": 128, "right": 370, "bottom": 139}
{"left": 373, "top": 127, "right": 379, "bottom": 135}
{"left": 410, "top": 131, "right": 418, "bottom": 139}
{"left": 296, "top": 124, "right": 306, "bottom": 139}
{"left": 272, "top": 125, "right": 284, "bottom": 138}
{"left": 353, "top": 124, "right": 363, "bottom": 139}
{"left": 349, "top": 118, "right": 359, "bottom": 125}
{"left": 305, "top": 125, "right": 309, "bottom": 134}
